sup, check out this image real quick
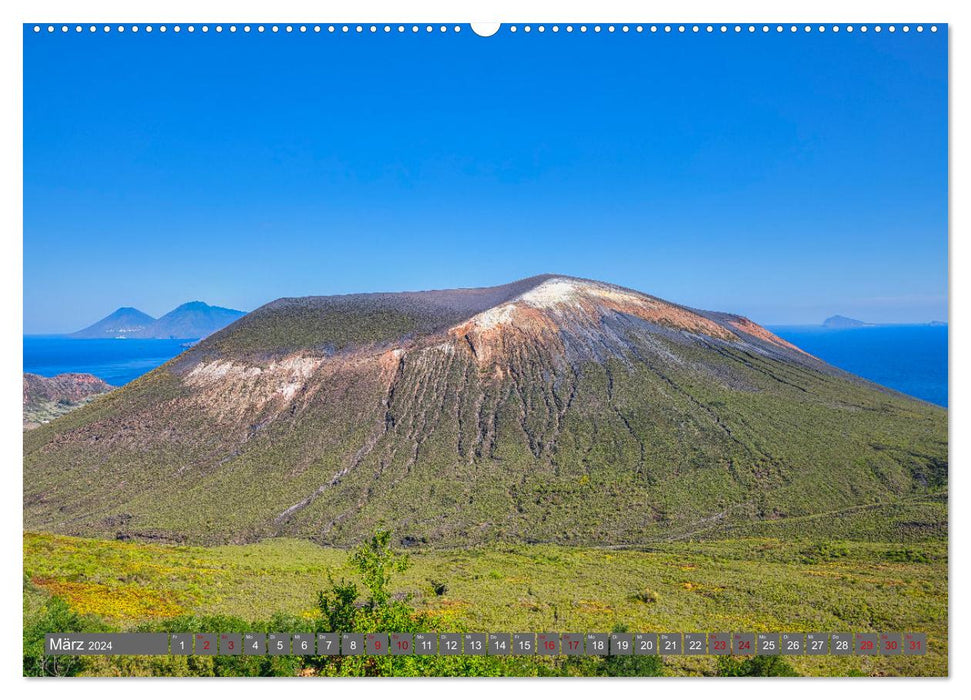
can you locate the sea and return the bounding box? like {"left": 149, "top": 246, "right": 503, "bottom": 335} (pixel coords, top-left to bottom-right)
{"left": 23, "top": 336, "right": 189, "bottom": 387}
{"left": 23, "top": 325, "right": 948, "bottom": 408}
{"left": 769, "top": 325, "right": 948, "bottom": 408}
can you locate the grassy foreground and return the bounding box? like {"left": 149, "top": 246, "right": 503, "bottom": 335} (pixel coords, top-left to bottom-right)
{"left": 23, "top": 531, "right": 947, "bottom": 677}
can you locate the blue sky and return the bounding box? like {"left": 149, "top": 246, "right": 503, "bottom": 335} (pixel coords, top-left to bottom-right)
{"left": 24, "top": 25, "right": 947, "bottom": 333}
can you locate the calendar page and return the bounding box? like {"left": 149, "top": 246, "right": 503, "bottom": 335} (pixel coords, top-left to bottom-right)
{"left": 21, "top": 17, "right": 947, "bottom": 680}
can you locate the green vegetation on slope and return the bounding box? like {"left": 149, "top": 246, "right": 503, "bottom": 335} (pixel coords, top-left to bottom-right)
{"left": 25, "top": 531, "right": 666, "bottom": 677}
{"left": 23, "top": 339, "right": 948, "bottom": 547}
{"left": 209, "top": 303, "right": 444, "bottom": 356}
{"left": 201, "top": 276, "right": 556, "bottom": 357}
{"left": 22, "top": 272, "right": 948, "bottom": 617}
{"left": 24, "top": 531, "right": 947, "bottom": 677}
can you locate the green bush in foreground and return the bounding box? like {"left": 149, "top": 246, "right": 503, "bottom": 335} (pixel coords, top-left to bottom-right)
{"left": 717, "top": 655, "right": 799, "bottom": 677}
{"left": 25, "top": 531, "right": 664, "bottom": 677}
{"left": 23, "top": 595, "right": 108, "bottom": 676}
{"left": 306, "top": 530, "right": 662, "bottom": 677}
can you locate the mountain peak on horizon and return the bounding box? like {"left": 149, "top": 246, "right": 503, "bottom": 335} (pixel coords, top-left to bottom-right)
{"left": 148, "top": 301, "right": 246, "bottom": 340}
{"left": 69, "top": 307, "right": 155, "bottom": 339}
{"left": 170, "top": 300, "right": 239, "bottom": 312}
{"left": 71, "top": 301, "right": 245, "bottom": 340}
{"left": 199, "top": 274, "right": 803, "bottom": 363}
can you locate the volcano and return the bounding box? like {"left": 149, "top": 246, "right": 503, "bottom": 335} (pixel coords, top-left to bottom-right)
{"left": 24, "top": 275, "right": 947, "bottom": 545}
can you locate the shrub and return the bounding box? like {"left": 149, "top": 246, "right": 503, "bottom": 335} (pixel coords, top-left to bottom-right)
{"left": 23, "top": 595, "right": 107, "bottom": 677}
{"left": 632, "top": 589, "right": 660, "bottom": 604}
{"left": 350, "top": 530, "right": 410, "bottom": 609}
{"left": 799, "top": 541, "right": 849, "bottom": 564}
{"left": 886, "top": 548, "right": 931, "bottom": 563}
{"left": 717, "top": 655, "right": 799, "bottom": 677}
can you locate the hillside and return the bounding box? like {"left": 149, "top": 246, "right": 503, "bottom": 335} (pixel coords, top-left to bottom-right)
{"left": 70, "top": 307, "right": 155, "bottom": 338}
{"left": 23, "top": 373, "right": 113, "bottom": 429}
{"left": 24, "top": 275, "right": 947, "bottom": 546}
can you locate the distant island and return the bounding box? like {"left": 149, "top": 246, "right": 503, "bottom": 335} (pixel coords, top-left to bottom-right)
{"left": 71, "top": 301, "right": 245, "bottom": 340}
{"left": 822, "top": 315, "right": 871, "bottom": 329}
{"left": 70, "top": 306, "right": 155, "bottom": 337}
{"left": 822, "top": 315, "right": 946, "bottom": 329}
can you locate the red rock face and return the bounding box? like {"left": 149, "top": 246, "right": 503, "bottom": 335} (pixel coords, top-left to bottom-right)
{"left": 179, "top": 277, "right": 813, "bottom": 429}
{"left": 448, "top": 278, "right": 740, "bottom": 368}
{"left": 720, "top": 315, "right": 810, "bottom": 356}
{"left": 23, "top": 373, "right": 113, "bottom": 406}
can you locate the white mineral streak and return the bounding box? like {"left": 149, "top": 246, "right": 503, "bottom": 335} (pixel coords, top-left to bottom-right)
{"left": 185, "top": 356, "right": 324, "bottom": 412}
{"left": 185, "top": 360, "right": 262, "bottom": 383}
{"left": 517, "top": 278, "right": 584, "bottom": 307}
{"left": 460, "top": 277, "right": 647, "bottom": 331}
{"left": 472, "top": 303, "right": 518, "bottom": 330}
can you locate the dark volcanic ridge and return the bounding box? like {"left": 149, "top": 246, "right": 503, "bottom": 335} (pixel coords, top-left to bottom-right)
{"left": 26, "top": 275, "right": 947, "bottom": 547}
{"left": 198, "top": 274, "right": 806, "bottom": 362}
